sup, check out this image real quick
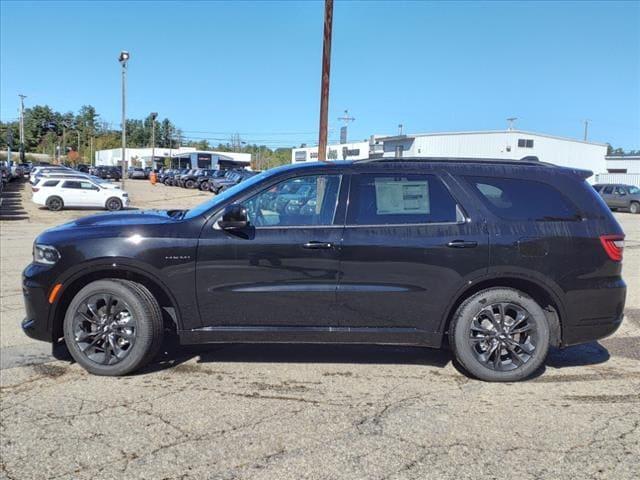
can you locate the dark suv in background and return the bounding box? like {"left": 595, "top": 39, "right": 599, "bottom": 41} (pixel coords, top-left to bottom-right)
{"left": 22, "top": 158, "right": 626, "bottom": 381}
{"left": 593, "top": 183, "right": 640, "bottom": 214}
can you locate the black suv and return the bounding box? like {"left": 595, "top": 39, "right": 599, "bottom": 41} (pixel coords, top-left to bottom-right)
{"left": 94, "top": 166, "right": 122, "bottom": 181}
{"left": 22, "top": 159, "right": 626, "bottom": 381}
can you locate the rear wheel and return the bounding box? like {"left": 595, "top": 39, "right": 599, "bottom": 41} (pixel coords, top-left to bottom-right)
{"left": 449, "top": 287, "right": 550, "bottom": 382}
{"left": 630, "top": 202, "right": 640, "bottom": 214}
{"left": 63, "top": 279, "right": 164, "bottom": 376}
{"left": 106, "top": 197, "right": 123, "bottom": 211}
{"left": 46, "top": 196, "right": 64, "bottom": 211}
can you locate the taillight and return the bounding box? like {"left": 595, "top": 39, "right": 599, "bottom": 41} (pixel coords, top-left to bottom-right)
{"left": 599, "top": 235, "right": 624, "bottom": 262}
{"left": 32, "top": 187, "right": 39, "bottom": 192}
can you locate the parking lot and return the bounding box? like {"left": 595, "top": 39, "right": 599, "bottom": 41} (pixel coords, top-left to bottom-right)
{"left": 1, "top": 178, "right": 639, "bottom": 480}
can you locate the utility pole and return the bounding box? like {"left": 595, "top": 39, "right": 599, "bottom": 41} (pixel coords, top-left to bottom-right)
{"left": 317, "top": 0, "right": 334, "bottom": 162}
{"left": 150, "top": 112, "right": 158, "bottom": 169}
{"left": 398, "top": 123, "right": 403, "bottom": 135}
{"left": 583, "top": 119, "right": 590, "bottom": 141}
{"left": 18, "top": 94, "right": 26, "bottom": 161}
{"left": 119, "top": 50, "right": 130, "bottom": 188}
{"left": 90, "top": 136, "right": 94, "bottom": 166}
{"left": 338, "top": 109, "right": 355, "bottom": 144}
{"left": 507, "top": 117, "right": 518, "bottom": 131}
{"left": 77, "top": 130, "right": 81, "bottom": 158}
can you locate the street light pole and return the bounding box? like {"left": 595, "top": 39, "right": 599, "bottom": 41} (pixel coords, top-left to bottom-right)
{"left": 18, "top": 94, "right": 26, "bottom": 161}
{"left": 119, "top": 50, "right": 130, "bottom": 188}
{"left": 150, "top": 112, "right": 158, "bottom": 170}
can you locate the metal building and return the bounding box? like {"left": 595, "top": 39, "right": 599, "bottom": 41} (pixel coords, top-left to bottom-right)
{"left": 378, "top": 130, "right": 608, "bottom": 175}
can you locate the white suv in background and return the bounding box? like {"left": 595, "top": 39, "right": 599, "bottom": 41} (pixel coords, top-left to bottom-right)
{"left": 32, "top": 178, "right": 129, "bottom": 211}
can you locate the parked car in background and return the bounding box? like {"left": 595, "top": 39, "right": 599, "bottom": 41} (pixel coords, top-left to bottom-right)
{"left": 165, "top": 168, "right": 189, "bottom": 186}
{"left": 178, "top": 169, "right": 210, "bottom": 189}
{"left": 197, "top": 169, "right": 227, "bottom": 191}
{"left": 94, "top": 166, "right": 122, "bottom": 181}
{"left": 128, "top": 167, "right": 148, "bottom": 180}
{"left": 593, "top": 184, "right": 640, "bottom": 214}
{"left": 175, "top": 169, "right": 197, "bottom": 187}
{"left": 31, "top": 178, "right": 129, "bottom": 211}
{"left": 210, "top": 169, "right": 256, "bottom": 194}
{"left": 75, "top": 164, "right": 91, "bottom": 173}
{"left": 34, "top": 174, "right": 121, "bottom": 190}
{"left": 18, "top": 163, "right": 33, "bottom": 175}
{"left": 21, "top": 158, "right": 626, "bottom": 381}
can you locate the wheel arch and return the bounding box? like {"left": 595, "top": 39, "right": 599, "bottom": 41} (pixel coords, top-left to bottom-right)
{"left": 441, "top": 276, "right": 564, "bottom": 348}
{"left": 50, "top": 263, "right": 181, "bottom": 342}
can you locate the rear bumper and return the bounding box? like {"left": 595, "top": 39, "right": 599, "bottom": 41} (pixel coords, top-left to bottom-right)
{"left": 562, "top": 278, "right": 626, "bottom": 346}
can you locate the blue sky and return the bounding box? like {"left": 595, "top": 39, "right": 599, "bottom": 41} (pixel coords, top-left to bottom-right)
{"left": 1, "top": 0, "right": 639, "bottom": 149}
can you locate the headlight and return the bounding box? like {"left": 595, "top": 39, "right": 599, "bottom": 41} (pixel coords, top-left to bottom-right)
{"left": 33, "top": 244, "right": 61, "bottom": 265}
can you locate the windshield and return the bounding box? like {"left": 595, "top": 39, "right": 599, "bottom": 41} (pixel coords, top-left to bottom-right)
{"left": 184, "top": 169, "right": 273, "bottom": 219}
{"left": 629, "top": 186, "right": 640, "bottom": 195}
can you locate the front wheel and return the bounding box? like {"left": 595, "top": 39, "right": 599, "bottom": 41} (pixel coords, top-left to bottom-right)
{"left": 106, "top": 197, "right": 123, "bottom": 211}
{"left": 200, "top": 181, "right": 210, "bottom": 191}
{"left": 185, "top": 179, "right": 195, "bottom": 189}
{"left": 449, "top": 287, "right": 550, "bottom": 382}
{"left": 63, "top": 279, "right": 164, "bottom": 376}
{"left": 630, "top": 202, "right": 640, "bottom": 214}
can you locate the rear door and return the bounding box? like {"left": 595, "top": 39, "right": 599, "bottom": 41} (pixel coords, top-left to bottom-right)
{"left": 336, "top": 168, "right": 489, "bottom": 336}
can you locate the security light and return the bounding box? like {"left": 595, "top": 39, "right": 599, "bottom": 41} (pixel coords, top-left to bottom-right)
{"left": 118, "top": 51, "right": 130, "bottom": 63}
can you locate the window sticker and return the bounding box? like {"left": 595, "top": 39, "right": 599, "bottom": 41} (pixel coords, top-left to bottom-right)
{"left": 375, "top": 178, "right": 430, "bottom": 215}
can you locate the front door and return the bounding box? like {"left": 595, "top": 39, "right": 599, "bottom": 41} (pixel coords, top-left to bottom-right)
{"left": 336, "top": 171, "right": 489, "bottom": 336}
{"left": 196, "top": 173, "right": 345, "bottom": 328}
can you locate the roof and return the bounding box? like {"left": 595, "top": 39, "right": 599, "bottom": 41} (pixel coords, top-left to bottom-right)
{"left": 376, "top": 129, "right": 608, "bottom": 147}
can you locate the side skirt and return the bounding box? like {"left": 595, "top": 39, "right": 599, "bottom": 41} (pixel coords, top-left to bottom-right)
{"left": 178, "top": 325, "right": 443, "bottom": 348}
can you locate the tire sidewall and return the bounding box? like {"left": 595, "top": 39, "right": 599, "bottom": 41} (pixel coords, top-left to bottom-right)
{"left": 451, "top": 288, "right": 550, "bottom": 382}
{"left": 63, "top": 280, "right": 155, "bottom": 376}
{"left": 106, "top": 197, "right": 123, "bottom": 211}
{"left": 631, "top": 202, "right": 639, "bottom": 214}
{"left": 47, "top": 196, "right": 63, "bottom": 211}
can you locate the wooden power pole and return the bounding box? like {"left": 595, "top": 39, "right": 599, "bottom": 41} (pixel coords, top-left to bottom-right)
{"left": 318, "top": 0, "right": 333, "bottom": 162}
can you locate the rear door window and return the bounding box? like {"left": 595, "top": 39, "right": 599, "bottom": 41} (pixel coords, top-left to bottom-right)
{"left": 466, "top": 176, "right": 580, "bottom": 221}
{"left": 62, "top": 181, "right": 82, "bottom": 189}
{"left": 347, "top": 173, "right": 460, "bottom": 225}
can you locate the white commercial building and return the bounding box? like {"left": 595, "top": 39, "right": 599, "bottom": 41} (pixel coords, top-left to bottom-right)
{"left": 292, "top": 141, "right": 374, "bottom": 163}
{"left": 95, "top": 147, "right": 196, "bottom": 168}
{"left": 378, "top": 130, "right": 608, "bottom": 176}
{"left": 595, "top": 154, "right": 640, "bottom": 187}
{"left": 95, "top": 147, "right": 251, "bottom": 170}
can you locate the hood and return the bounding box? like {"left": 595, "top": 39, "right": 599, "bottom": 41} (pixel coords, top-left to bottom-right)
{"left": 53, "top": 209, "right": 184, "bottom": 229}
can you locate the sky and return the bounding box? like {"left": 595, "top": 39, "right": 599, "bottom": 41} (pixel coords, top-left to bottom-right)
{"left": 1, "top": 0, "right": 639, "bottom": 150}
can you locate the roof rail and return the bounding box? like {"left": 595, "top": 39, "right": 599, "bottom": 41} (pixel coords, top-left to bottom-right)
{"left": 357, "top": 156, "right": 552, "bottom": 167}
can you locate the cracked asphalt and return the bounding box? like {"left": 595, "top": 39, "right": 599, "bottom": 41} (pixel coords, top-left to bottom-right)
{"left": 1, "top": 179, "right": 639, "bottom": 479}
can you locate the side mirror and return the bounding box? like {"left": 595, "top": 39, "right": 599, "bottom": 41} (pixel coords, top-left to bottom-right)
{"left": 218, "top": 204, "right": 249, "bottom": 230}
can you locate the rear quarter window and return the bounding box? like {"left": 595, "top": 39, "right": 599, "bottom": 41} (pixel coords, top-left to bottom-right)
{"left": 465, "top": 176, "right": 580, "bottom": 221}
{"left": 42, "top": 180, "right": 60, "bottom": 187}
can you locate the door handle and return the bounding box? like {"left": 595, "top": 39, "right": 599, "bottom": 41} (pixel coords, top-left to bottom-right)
{"left": 302, "top": 241, "right": 334, "bottom": 250}
{"left": 446, "top": 240, "right": 478, "bottom": 248}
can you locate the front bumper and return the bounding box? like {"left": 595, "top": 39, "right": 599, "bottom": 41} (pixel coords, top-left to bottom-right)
{"left": 22, "top": 264, "right": 57, "bottom": 343}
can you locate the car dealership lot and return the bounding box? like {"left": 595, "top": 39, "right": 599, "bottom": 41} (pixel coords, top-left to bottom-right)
{"left": 1, "top": 179, "right": 639, "bottom": 479}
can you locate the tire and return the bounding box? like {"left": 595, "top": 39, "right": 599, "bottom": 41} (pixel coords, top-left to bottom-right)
{"left": 200, "top": 181, "right": 210, "bottom": 191}
{"left": 164, "top": 178, "right": 171, "bottom": 186}
{"left": 630, "top": 202, "right": 640, "bottom": 214}
{"left": 449, "top": 287, "right": 550, "bottom": 382}
{"left": 106, "top": 197, "right": 123, "bottom": 211}
{"left": 46, "top": 196, "right": 64, "bottom": 211}
{"left": 63, "top": 279, "right": 164, "bottom": 376}
{"left": 185, "top": 179, "right": 195, "bottom": 189}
